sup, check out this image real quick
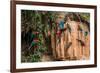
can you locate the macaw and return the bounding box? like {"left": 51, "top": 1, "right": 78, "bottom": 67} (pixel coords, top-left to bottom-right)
{"left": 28, "top": 32, "right": 39, "bottom": 50}
{"left": 59, "top": 20, "right": 64, "bottom": 29}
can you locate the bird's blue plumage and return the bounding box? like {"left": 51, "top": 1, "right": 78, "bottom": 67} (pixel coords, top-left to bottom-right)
{"left": 59, "top": 21, "right": 64, "bottom": 29}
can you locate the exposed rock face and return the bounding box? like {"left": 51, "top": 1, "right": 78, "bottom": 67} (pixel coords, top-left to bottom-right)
{"left": 65, "top": 21, "right": 79, "bottom": 60}
{"left": 51, "top": 19, "right": 90, "bottom": 60}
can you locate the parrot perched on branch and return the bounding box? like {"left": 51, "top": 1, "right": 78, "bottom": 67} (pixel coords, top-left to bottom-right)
{"left": 59, "top": 21, "right": 64, "bottom": 29}
{"left": 28, "top": 32, "right": 39, "bottom": 50}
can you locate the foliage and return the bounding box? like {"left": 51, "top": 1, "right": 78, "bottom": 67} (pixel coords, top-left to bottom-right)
{"left": 79, "top": 13, "right": 90, "bottom": 22}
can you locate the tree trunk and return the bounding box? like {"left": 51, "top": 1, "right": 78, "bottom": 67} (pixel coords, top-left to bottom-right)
{"left": 51, "top": 31, "right": 56, "bottom": 59}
